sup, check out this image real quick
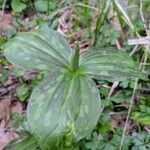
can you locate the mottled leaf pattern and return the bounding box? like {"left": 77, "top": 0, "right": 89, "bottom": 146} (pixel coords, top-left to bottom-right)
{"left": 80, "top": 50, "right": 142, "bottom": 81}
{"left": 2, "top": 26, "right": 72, "bottom": 72}
{"left": 2, "top": 27, "right": 143, "bottom": 149}
{"left": 4, "top": 135, "right": 37, "bottom": 150}
{"left": 27, "top": 71, "right": 101, "bottom": 149}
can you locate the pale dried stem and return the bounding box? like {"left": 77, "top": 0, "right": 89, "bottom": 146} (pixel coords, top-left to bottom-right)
{"left": 119, "top": 78, "right": 138, "bottom": 150}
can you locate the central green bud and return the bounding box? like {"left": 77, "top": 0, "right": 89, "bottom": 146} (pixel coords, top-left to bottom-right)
{"left": 71, "top": 43, "right": 80, "bottom": 73}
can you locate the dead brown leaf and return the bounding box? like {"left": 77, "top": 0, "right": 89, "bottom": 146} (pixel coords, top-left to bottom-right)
{"left": 11, "top": 101, "right": 23, "bottom": 115}
{"left": 23, "top": 71, "right": 37, "bottom": 81}
{"left": 0, "top": 96, "right": 17, "bottom": 150}
{"left": 0, "top": 97, "right": 11, "bottom": 123}
{"left": 0, "top": 120, "right": 18, "bottom": 150}
{"left": 0, "top": 11, "right": 12, "bottom": 32}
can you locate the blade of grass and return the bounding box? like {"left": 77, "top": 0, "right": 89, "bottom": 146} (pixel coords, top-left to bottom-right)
{"left": 113, "top": 0, "right": 134, "bottom": 31}
{"left": 72, "top": 42, "right": 80, "bottom": 72}
{"left": 75, "top": 3, "right": 98, "bottom": 12}
{"left": 140, "top": 0, "right": 148, "bottom": 29}
{"left": 93, "top": 0, "right": 111, "bottom": 46}
{"left": 112, "top": 1, "right": 124, "bottom": 33}
{"left": 0, "top": 0, "right": 7, "bottom": 22}
{"left": 113, "top": 0, "right": 140, "bottom": 37}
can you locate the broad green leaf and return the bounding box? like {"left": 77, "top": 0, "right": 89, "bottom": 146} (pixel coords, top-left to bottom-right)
{"left": 11, "top": 0, "right": 27, "bottom": 13}
{"left": 2, "top": 26, "right": 72, "bottom": 72}
{"left": 34, "top": 0, "right": 57, "bottom": 12}
{"left": 27, "top": 71, "right": 101, "bottom": 149}
{"left": 4, "top": 135, "right": 37, "bottom": 150}
{"left": 80, "top": 50, "right": 142, "bottom": 81}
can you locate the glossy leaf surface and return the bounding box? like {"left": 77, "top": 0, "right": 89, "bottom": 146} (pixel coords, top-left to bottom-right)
{"left": 2, "top": 26, "right": 72, "bottom": 72}
{"left": 27, "top": 71, "right": 101, "bottom": 149}
{"left": 2, "top": 27, "right": 143, "bottom": 149}
{"left": 80, "top": 50, "right": 142, "bottom": 81}
{"left": 4, "top": 135, "right": 37, "bottom": 150}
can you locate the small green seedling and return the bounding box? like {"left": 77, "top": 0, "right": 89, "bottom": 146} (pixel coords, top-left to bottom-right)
{"left": 2, "top": 26, "right": 142, "bottom": 149}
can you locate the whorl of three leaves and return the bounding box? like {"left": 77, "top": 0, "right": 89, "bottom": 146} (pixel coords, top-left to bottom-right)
{"left": 2, "top": 26, "right": 142, "bottom": 149}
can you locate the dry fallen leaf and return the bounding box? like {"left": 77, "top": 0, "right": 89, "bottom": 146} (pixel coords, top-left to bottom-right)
{"left": 0, "top": 120, "right": 18, "bottom": 150}
{"left": 0, "top": 11, "right": 12, "bottom": 31}
{"left": 23, "top": 71, "right": 37, "bottom": 81}
{"left": 0, "top": 96, "right": 18, "bottom": 150}
{"left": 11, "top": 101, "right": 23, "bottom": 115}
{"left": 0, "top": 98, "right": 11, "bottom": 123}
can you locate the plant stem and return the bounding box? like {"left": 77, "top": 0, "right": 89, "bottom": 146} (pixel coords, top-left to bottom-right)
{"left": 93, "top": 0, "right": 111, "bottom": 46}
{"left": 71, "top": 43, "right": 80, "bottom": 72}
{"left": 119, "top": 78, "right": 138, "bottom": 150}
{"left": 47, "top": 0, "right": 50, "bottom": 15}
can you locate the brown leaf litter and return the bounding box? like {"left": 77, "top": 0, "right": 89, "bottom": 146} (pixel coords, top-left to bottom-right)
{"left": 0, "top": 95, "right": 23, "bottom": 149}
{"left": 0, "top": 11, "right": 12, "bottom": 34}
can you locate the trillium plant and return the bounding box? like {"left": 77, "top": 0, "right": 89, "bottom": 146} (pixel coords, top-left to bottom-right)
{"left": 2, "top": 26, "right": 142, "bottom": 149}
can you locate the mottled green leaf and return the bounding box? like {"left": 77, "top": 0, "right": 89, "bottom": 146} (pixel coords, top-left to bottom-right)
{"left": 27, "top": 71, "right": 101, "bottom": 149}
{"left": 34, "top": 0, "right": 57, "bottom": 12}
{"left": 2, "top": 26, "right": 72, "bottom": 72}
{"left": 80, "top": 50, "right": 142, "bottom": 81}
{"left": 2, "top": 27, "right": 143, "bottom": 149}
{"left": 4, "top": 135, "right": 37, "bottom": 150}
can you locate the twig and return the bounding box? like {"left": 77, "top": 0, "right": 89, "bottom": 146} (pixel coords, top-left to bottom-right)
{"left": 144, "top": 127, "right": 150, "bottom": 133}
{"left": 128, "top": 37, "right": 150, "bottom": 45}
{"left": 130, "top": 45, "right": 140, "bottom": 56}
{"left": 108, "top": 81, "right": 119, "bottom": 98}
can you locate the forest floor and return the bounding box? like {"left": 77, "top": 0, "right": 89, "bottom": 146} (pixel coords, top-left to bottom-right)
{"left": 0, "top": 0, "right": 150, "bottom": 150}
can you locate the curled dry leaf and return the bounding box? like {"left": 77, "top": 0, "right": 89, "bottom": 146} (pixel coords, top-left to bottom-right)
{"left": 0, "top": 120, "right": 18, "bottom": 150}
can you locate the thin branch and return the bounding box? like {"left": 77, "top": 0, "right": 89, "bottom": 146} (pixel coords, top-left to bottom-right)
{"left": 130, "top": 45, "right": 140, "bottom": 56}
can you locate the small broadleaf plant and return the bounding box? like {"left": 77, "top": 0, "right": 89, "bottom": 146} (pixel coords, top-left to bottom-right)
{"left": 2, "top": 26, "right": 142, "bottom": 149}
